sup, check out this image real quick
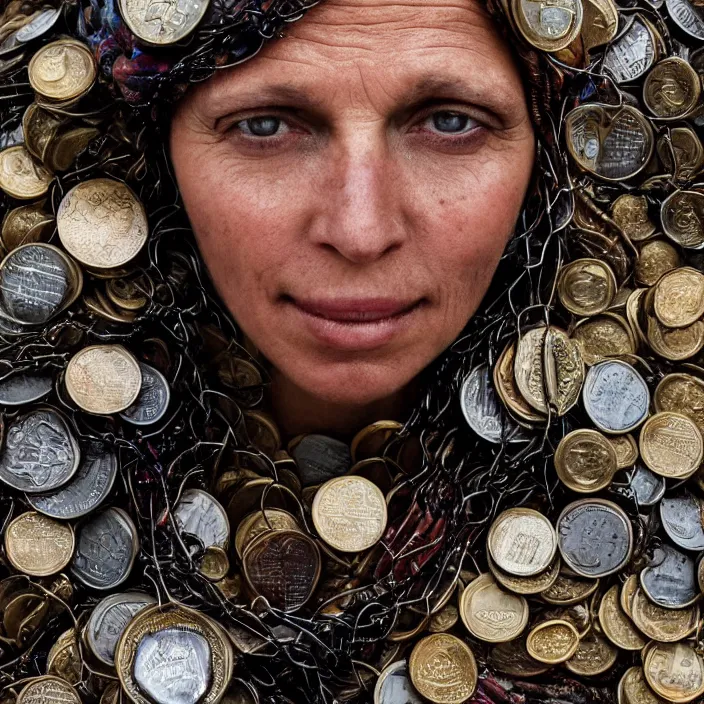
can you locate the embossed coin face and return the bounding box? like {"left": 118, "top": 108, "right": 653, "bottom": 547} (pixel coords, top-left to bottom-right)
{"left": 619, "top": 667, "right": 668, "bottom": 704}
{"left": 174, "top": 488, "right": 229, "bottom": 550}
{"left": 0, "top": 146, "right": 52, "bottom": 200}
{"left": 646, "top": 315, "right": 704, "bottom": 361}
{"left": 667, "top": 0, "right": 704, "bottom": 39}
{"left": 659, "top": 493, "right": 704, "bottom": 551}
{"left": 514, "top": 326, "right": 549, "bottom": 414}
{"left": 57, "top": 179, "right": 148, "bottom": 268}
{"left": 637, "top": 240, "right": 681, "bottom": 286}
{"left": 291, "top": 434, "right": 351, "bottom": 486}
{"left": 120, "top": 363, "right": 170, "bottom": 425}
{"left": 0, "top": 373, "right": 53, "bottom": 406}
{"left": 16, "top": 676, "right": 81, "bottom": 704}
{"left": 86, "top": 592, "right": 157, "bottom": 666}
{"left": 494, "top": 341, "right": 545, "bottom": 423}
{"left": 65, "top": 344, "right": 141, "bottom": 414}
{"left": 526, "top": 620, "right": 580, "bottom": 665}
{"left": 557, "top": 499, "right": 632, "bottom": 577}
{"left": 235, "top": 509, "right": 300, "bottom": 559}
{"left": 644, "top": 643, "right": 704, "bottom": 703}
{"left": 28, "top": 39, "right": 96, "bottom": 101}
{"left": 4, "top": 511, "right": 74, "bottom": 577}
{"left": 312, "top": 476, "right": 387, "bottom": 552}
{"left": 662, "top": 190, "right": 704, "bottom": 249}
{"left": 408, "top": 634, "right": 477, "bottom": 704}
{"left": 71, "top": 507, "right": 138, "bottom": 590}
{"left": 631, "top": 587, "right": 698, "bottom": 642}
{"left": 487, "top": 552, "right": 560, "bottom": 595}
{"left": 564, "top": 631, "right": 618, "bottom": 677}
{"left": 608, "top": 434, "right": 638, "bottom": 469}
{"left": 639, "top": 412, "right": 703, "bottom": 478}
{"left": 374, "top": 660, "right": 424, "bottom": 704}
{"left": 622, "top": 464, "right": 666, "bottom": 506}
{"left": 541, "top": 571, "right": 599, "bottom": 605}
{"left": 511, "top": 0, "right": 584, "bottom": 51}
{"left": 658, "top": 126, "right": 704, "bottom": 181}
{"left": 655, "top": 373, "right": 704, "bottom": 434}
{"left": 653, "top": 267, "right": 704, "bottom": 328}
{"left": 598, "top": 584, "right": 646, "bottom": 651}
{"left": 572, "top": 313, "right": 636, "bottom": 366}
{"left": 555, "top": 428, "right": 618, "bottom": 493}
{"left": 612, "top": 194, "right": 656, "bottom": 241}
{"left": 558, "top": 258, "right": 616, "bottom": 316}
{"left": 641, "top": 544, "right": 697, "bottom": 608}
{"left": 488, "top": 508, "right": 557, "bottom": 577}
{"left": 644, "top": 57, "right": 701, "bottom": 119}
{"left": 603, "top": 15, "right": 656, "bottom": 82}
{"left": 0, "top": 407, "right": 79, "bottom": 493}
{"left": 459, "top": 573, "right": 529, "bottom": 643}
{"left": 582, "top": 360, "right": 650, "bottom": 434}
{"left": 119, "top": 0, "right": 209, "bottom": 45}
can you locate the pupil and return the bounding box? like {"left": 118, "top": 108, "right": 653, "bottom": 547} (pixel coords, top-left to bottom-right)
{"left": 248, "top": 117, "right": 280, "bottom": 136}
{"left": 433, "top": 112, "right": 468, "bottom": 133}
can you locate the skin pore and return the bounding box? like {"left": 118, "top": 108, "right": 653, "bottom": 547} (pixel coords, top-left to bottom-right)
{"left": 170, "top": 0, "right": 535, "bottom": 438}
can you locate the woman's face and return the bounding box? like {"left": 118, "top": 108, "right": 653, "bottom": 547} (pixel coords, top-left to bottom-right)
{"left": 170, "top": 0, "right": 535, "bottom": 408}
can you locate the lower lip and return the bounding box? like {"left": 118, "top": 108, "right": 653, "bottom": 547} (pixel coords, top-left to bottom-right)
{"left": 287, "top": 300, "right": 424, "bottom": 351}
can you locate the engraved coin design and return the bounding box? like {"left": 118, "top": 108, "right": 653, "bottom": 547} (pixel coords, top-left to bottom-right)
{"left": 646, "top": 315, "right": 704, "bottom": 361}
{"left": 639, "top": 412, "right": 703, "bottom": 479}
{"left": 27, "top": 442, "right": 117, "bottom": 520}
{"left": 86, "top": 592, "right": 157, "bottom": 666}
{"left": 494, "top": 341, "right": 545, "bottom": 423}
{"left": 526, "top": 620, "right": 580, "bottom": 665}
{"left": 657, "top": 126, "right": 704, "bottom": 181}
{"left": 487, "top": 552, "right": 560, "bottom": 595}
{"left": 65, "top": 344, "right": 142, "bottom": 414}
{"left": 291, "top": 434, "right": 351, "bottom": 486}
{"left": 15, "top": 8, "right": 61, "bottom": 42}
{"left": 57, "top": 178, "right": 148, "bottom": 268}
{"left": 582, "top": 360, "right": 650, "bottom": 434}
{"left": 0, "top": 373, "right": 52, "bottom": 406}
{"left": 16, "top": 676, "right": 81, "bottom": 704}
{"left": 612, "top": 194, "right": 656, "bottom": 241}
{"left": 565, "top": 104, "right": 653, "bottom": 181}
{"left": 235, "top": 509, "right": 301, "bottom": 559}
{"left": 408, "top": 634, "right": 477, "bottom": 704}
{"left": 511, "top": 0, "right": 584, "bottom": 51}
{"left": 459, "top": 573, "right": 529, "bottom": 643}
{"left": 0, "top": 407, "right": 79, "bottom": 493}
{"left": 607, "top": 434, "right": 638, "bottom": 469}
{"left": 615, "top": 464, "right": 666, "bottom": 506}
{"left": 641, "top": 544, "right": 697, "bottom": 608}
{"left": 28, "top": 39, "right": 96, "bottom": 101}
{"left": 667, "top": 0, "right": 704, "bottom": 39}
{"left": 120, "top": 362, "right": 170, "bottom": 425}
{"left": 636, "top": 240, "right": 681, "bottom": 286}
{"left": 603, "top": 16, "right": 656, "bottom": 82}
{"left": 653, "top": 267, "right": 704, "bottom": 328}
{"left": 120, "top": 0, "right": 209, "bottom": 45}
{"left": 655, "top": 373, "right": 704, "bottom": 434}
{"left": 4, "top": 511, "right": 74, "bottom": 576}
{"left": 619, "top": 667, "right": 668, "bottom": 704}
{"left": 644, "top": 57, "right": 701, "bottom": 119}
{"left": 0, "top": 146, "right": 52, "bottom": 200}
{"left": 312, "top": 476, "right": 387, "bottom": 552}
{"left": 644, "top": 643, "right": 704, "bottom": 703}
{"left": 661, "top": 190, "right": 704, "bottom": 249}
{"left": 554, "top": 428, "right": 618, "bottom": 493}
{"left": 572, "top": 314, "right": 636, "bottom": 366}
{"left": 374, "top": 660, "right": 424, "bottom": 704}
{"left": 659, "top": 493, "right": 704, "bottom": 551}
{"left": 541, "top": 571, "right": 599, "bottom": 605}
{"left": 71, "top": 507, "right": 138, "bottom": 589}
{"left": 598, "top": 584, "right": 646, "bottom": 651}
{"left": 557, "top": 499, "right": 632, "bottom": 577}
{"left": 630, "top": 588, "right": 699, "bottom": 642}
{"left": 514, "top": 326, "right": 550, "bottom": 413}
{"left": 557, "top": 258, "right": 616, "bottom": 316}
{"left": 564, "top": 631, "right": 618, "bottom": 677}
{"left": 1, "top": 202, "right": 54, "bottom": 252}
{"left": 174, "top": 488, "right": 229, "bottom": 549}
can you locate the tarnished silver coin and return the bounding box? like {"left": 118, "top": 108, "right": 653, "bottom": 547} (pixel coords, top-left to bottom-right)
{"left": 557, "top": 499, "right": 632, "bottom": 578}
{"left": 659, "top": 493, "right": 704, "bottom": 551}
{"left": 0, "top": 373, "right": 52, "bottom": 405}
{"left": 374, "top": 660, "right": 424, "bottom": 704}
{"left": 615, "top": 464, "right": 665, "bottom": 506}
{"left": 582, "top": 360, "right": 650, "bottom": 434}
{"left": 70, "top": 507, "right": 138, "bottom": 590}
{"left": 291, "top": 434, "right": 351, "bottom": 486}
{"left": 602, "top": 15, "right": 656, "bottom": 83}
{"left": 641, "top": 544, "right": 698, "bottom": 608}
{"left": 0, "top": 407, "right": 79, "bottom": 493}
{"left": 666, "top": 0, "right": 704, "bottom": 39}
{"left": 460, "top": 365, "right": 525, "bottom": 444}
{"left": 15, "top": 8, "right": 62, "bottom": 42}
{"left": 86, "top": 592, "right": 157, "bottom": 666}
{"left": 26, "top": 442, "right": 117, "bottom": 520}
{"left": 120, "top": 363, "right": 170, "bottom": 426}
{"left": 174, "top": 488, "right": 229, "bottom": 549}
{"left": 119, "top": 0, "right": 209, "bottom": 45}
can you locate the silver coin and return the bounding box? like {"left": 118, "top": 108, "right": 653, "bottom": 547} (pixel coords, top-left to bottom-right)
{"left": 641, "top": 544, "right": 697, "bottom": 608}
{"left": 86, "top": 591, "right": 157, "bottom": 666}
{"left": 659, "top": 493, "right": 704, "bottom": 552}
{"left": 557, "top": 499, "right": 633, "bottom": 578}
{"left": 71, "top": 507, "right": 138, "bottom": 590}
{"left": 173, "top": 488, "right": 229, "bottom": 549}
{"left": 15, "top": 8, "right": 62, "bottom": 42}
{"left": 582, "top": 360, "right": 650, "bottom": 434}
{"left": 26, "top": 442, "right": 117, "bottom": 520}
{"left": 667, "top": 0, "right": 704, "bottom": 39}
{"left": 0, "top": 407, "right": 79, "bottom": 493}
{"left": 374, "top": 660, "right": 424, "bottom": 704}
{"left": 0, "top": 244, "right": 72, "bottom": 325}
{"left": 460, "top": 365, "right": 526, "bottom": 444}
{"left": 621, "top": 464, "right": 665, "bottom": 506}
{"left": 119, "top": 0, "right": 209, "bottom": 45}
{"left": 603, "top": 16, "right": 656, "bottom": 83}
{"left": 134, "top": 627, "right": 212, "bottom": 704}
{"left": 120, "top": 362, "right": 170, "bottom": 425}
{"left": 291, "top": 434, "right": 351, "bottom": 486}
{"left": 0, "top": 373, "right": 52, "bottom": 405}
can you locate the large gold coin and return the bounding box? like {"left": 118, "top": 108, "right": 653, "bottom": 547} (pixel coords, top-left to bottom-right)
{"left": 572, "top": 313, "right": 636, "bottom": 366}
{"left": 510, "top": 0, "right": 584, "bottom": 51}
{"left": 554, "top": 428, "right": 618, "bottom": 493}
{"left": 654, "top": 373, "right": 704, "bottom": 435}
{"left": 493, "top": 341, "right": 545, "bottom": 423}
{"left": 644, "top": 643, "right": 704, "bottom": 703}
{"left": 653, "top": 267, "right": 704, "bottom": 328}
{"left": 459, "top": 573, "right": 529, "bottom": 643}
{"left": 525, "top": 619, "right": 580, "bottom": 665}
{"left": 65, "top": 344, "right": 142, "bottom": 414}
{"left": 647, "top": 314, "right": 704, "bottom": 361}
{"left": 28, "top": 39, "right": 96, "bottom": 102}
{"left": 639, "top": 411, "right": 704, "bottom": 479}
{"left": 643, "top": 57, "right": 702, "bottom": 119}
{"left": 612, "top": 194, "right": 656, "bottom": 242}
{"left": 408, "top": 634, "right": 477, "bottom": 704}
{"left": 581, "top": 0, "right": 618, "bottom": 50}
{"left": 16, "top": 676, "right": 81, "bottom": 704}
{"left": 0, "top": 146, "right": 52, "bottom": 200}
{"left": 661, "top": 190, "right": 704, "bottom": 249}
{"left": 558, "top": 258, "right": 616, "bottom": 316}
{"left": 657, "top": 126, "right": 704, "bottom": 181}
{"left": 630, "top": 587, "right": 698, "bottom": 642}
{"left": 57, "top": 178, "right": 148, "bottom": 269}
{"left": 618, "top": 667, "right": 668, "bottom": 704}
{"left": 608, "top": 434, "right": 638, "bottom": 469}
{"left": 636, "top": 240, "right": 681, "bottom": 286}
{"left": 598, "top": 584, "right": 645, "bottom": 651}
{"left": 4, "top": 512, "right": 74, "bottom": 577}
{"left": 312, "top": 476, "right": 386, "bottom": 552}
{"left": 564, "top": 631, "right": 618, "bottom": 677}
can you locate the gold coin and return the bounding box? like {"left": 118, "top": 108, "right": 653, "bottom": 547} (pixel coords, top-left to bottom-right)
{"left": 541, "top": 571, "right": 599, "bottom": 605}
{"left": 17, "top": 676, "right": 81, "bottom": 704}
{"left": 564, "top": 631, "right": 618, "bottom": 677}
{"left": 661, "top": 190, "right": 704, "bottom": 249}
{"left": 65, "top": 344, "right": 142, "bottom": 414}
{"left": 525, "top": 619, "right": 580, "bottom": 665}
{"left": 653, "top": 267, "right": 704, "bottom": 328}
{"left": 626, "top": 289, "right": 648, "bottom": 345}
{"left": 408, "top": 634, "right": 477, "bottom": 704}
{"left": 493, "top": 341, "right": 545, "bottom": 423}
{"left": 57, "top": 178, "right": 148, "bottom": 269}
{"left": 619, "top": 667, "right": 668, "bottom": 704}
{"left": 0, "top": 146, "right": 52, "bottom": 200}
{"left": 312, "top": 476, "right": 387, "bottom": 552}
{"left": 105, "top": 277, "right": 148, "bottom": 311}
{"left": 558, "top": 258, "right": 617, "bottom": 316}
{"left": 554, "top": 428, "right": 618, "bottom": 493}
{"left": 487, "top": 551, "right": 560, "bottom": 595}
{"left": 514, "top": 326, "right": 550, "bottom": 413}
{"left": 1, "top": 202, "right": 54, "bottom": 252}
{"left": 428, "top": 604, "right": 459, "bottom": 633}
{"left": 46, "top": 628, "right": 81, "bottom": 686}
{"left": 608, "top": 434, "right": 638, "bottom": 469}
{"left": 598, "top": 584, "right": 646, "bottom": 651}
{"left": 4, "top": 512, "right": 74, "bottom": 577}
{"left": 350, "top": 420, "right": 402, "bottom": 463}
{"left": 572, "top": 313, "right": 637, "bottom": 366}
{"left": 198, "top": 545, "right": 230, "bottom": 582}
{"left": 243, "top": 410, "right": 281, "bottom": 458}
{"left": 636, "top": 240, "right": 681, "bottom": 286}
{"left": 487, "top": 507, "right": 557, "bottom": 577}
{"left": 698, "top": 556, "right": 704, "bottom": 594}
{"left": 644, "top": 643, "right": 704, "bottom": 703}
{"left": 510, "top": 0, "right": 583, "bottom": 51}
{"left": 646, "top": 314, "right": 704, "bottom": 361}
{"left": 581, "top": 0, "right": 618, "bottom": 50}
{"left": 630, "top": 587, "right": 698, "bottom": 642}
{"left": 643, "top": 57, "right": 701, "bottom": 119}
{"left": 612, "top": 194, "right": 656, "bottom": 242}
{"left": 28, "top": 39, "right": 96, "bottom": 102}
{"left": 459, "top": 573, "right": 529, "bottom": 643}
{"left": 621, "top": 574, "right": 638, "bottom": 617}
{"left": 234, "top": 509, "right": 301, "bottom": 559}
{"left": 639, "top": 411, "right": 704, "bottom": 479}
{"left": 654, "top": 373, "right": 704, "bottom": 435}
{"left": 658, "top": 126, "right": 704, "bottom": 181}
{"left": 22, "top": 103, "right": 63, "bottom": 163}
{"left": 45, "top": 126, "right": 101, "bottom": 173}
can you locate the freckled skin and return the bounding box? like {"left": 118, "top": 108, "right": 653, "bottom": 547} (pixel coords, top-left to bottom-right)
{"left": 170, "top": 0, "right": 535, "bottom": 428}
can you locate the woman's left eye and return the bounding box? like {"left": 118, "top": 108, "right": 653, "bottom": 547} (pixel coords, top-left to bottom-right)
{"left": 236, "top": 116, "right": 288, "bottom": 137}
{"left": 425, "top": 110, "right": 478, "bottom": 135}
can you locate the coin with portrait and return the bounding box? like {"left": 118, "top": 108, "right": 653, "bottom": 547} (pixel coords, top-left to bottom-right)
{"left": 554, "top": 428, "right": 618, "bottom": 493}
{"left": 28, "top": 39, "right": 96, "bottom": 101}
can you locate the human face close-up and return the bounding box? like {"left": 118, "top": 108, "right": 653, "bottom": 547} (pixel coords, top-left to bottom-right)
{"left": 170, "top": 0, "right": 535, "bottom": 414}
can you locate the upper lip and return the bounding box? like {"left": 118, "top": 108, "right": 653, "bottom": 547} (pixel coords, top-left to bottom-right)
{"left": 288, "top": 296, "right": 422, "bottom": 322}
